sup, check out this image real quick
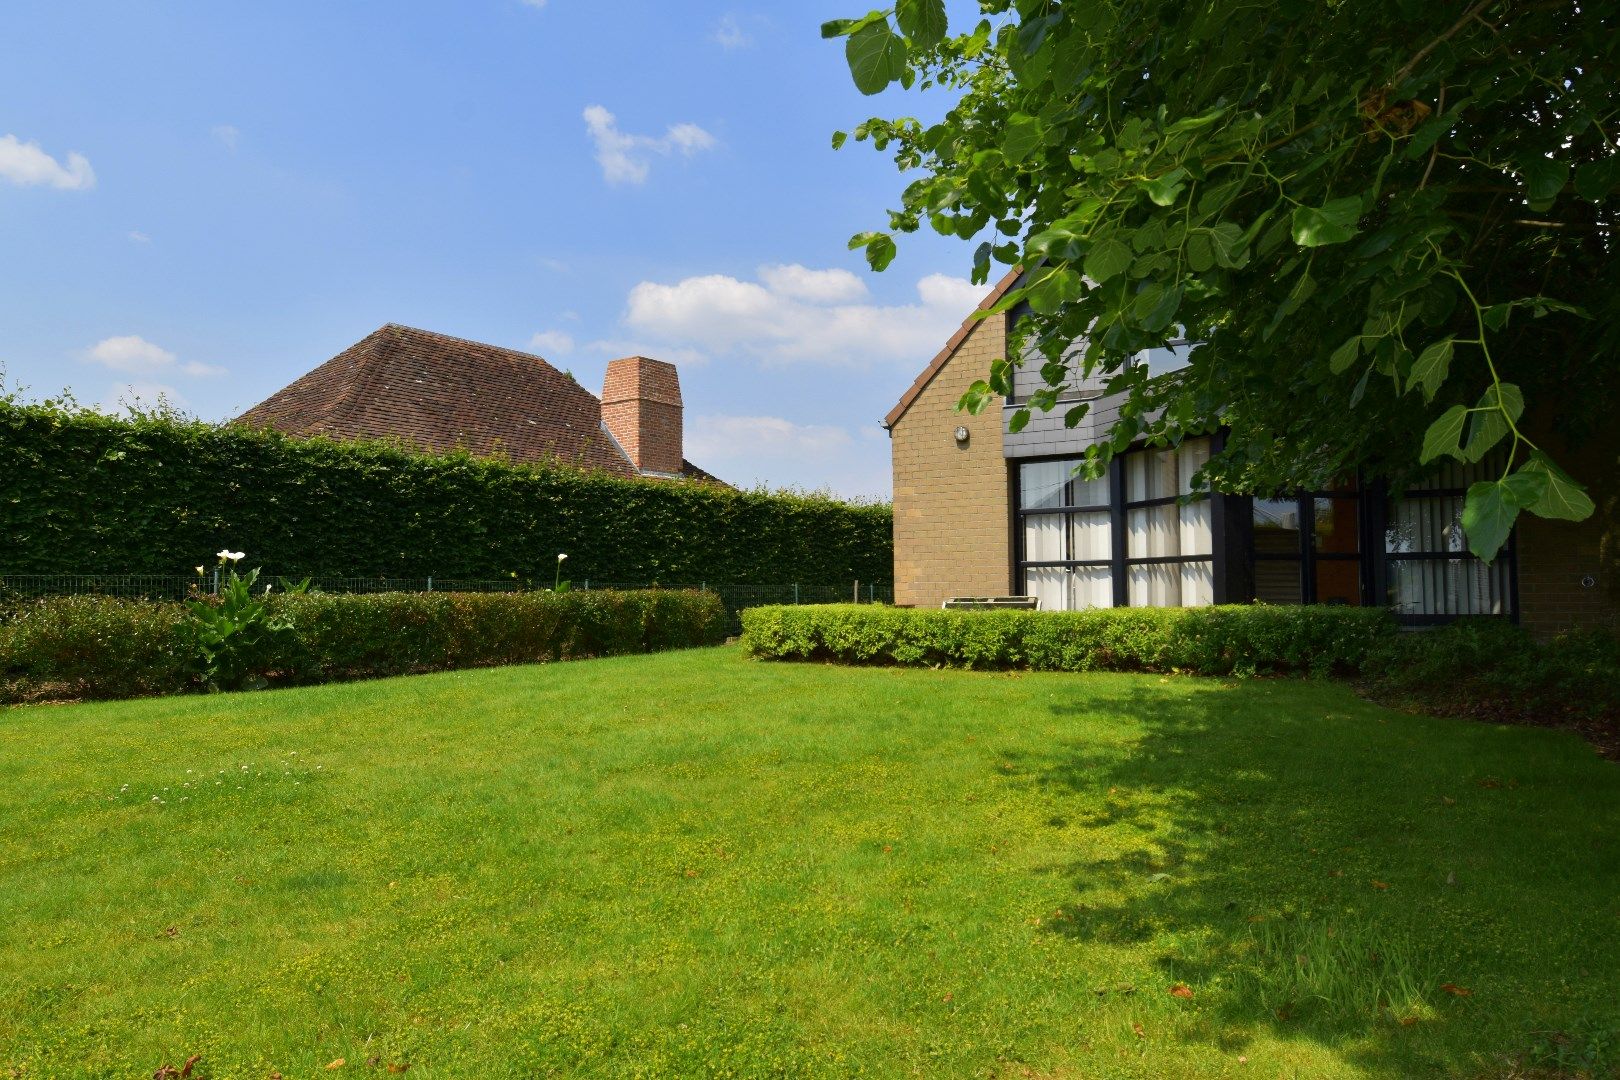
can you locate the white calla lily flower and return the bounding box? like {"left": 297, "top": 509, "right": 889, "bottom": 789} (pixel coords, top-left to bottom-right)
{"left": 558, "top": 553, "right": 568, "bottom": 561}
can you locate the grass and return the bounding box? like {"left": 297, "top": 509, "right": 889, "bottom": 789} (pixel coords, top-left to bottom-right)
{"left": 2, "top": 646, "right": 1618, "bottom": 1079}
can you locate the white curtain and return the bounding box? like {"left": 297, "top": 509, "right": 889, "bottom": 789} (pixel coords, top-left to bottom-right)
{"left": 1069, "top": 510, "right": 1111, "bottom": 561}
{"left": 1023, "top": 514, "right": 1064, "bottom": 562}
{"left": 1025, "top": 567, "right": 1067, "bottom": 611}
{"left": 1069, "top": 567, "right": 1113, "bottom": 609}
{"left": 1020, "top": 461, "right": 1069, "bottom": 510}
{"left": 1389, "top": 559, "right": 1510, "bottom": 616}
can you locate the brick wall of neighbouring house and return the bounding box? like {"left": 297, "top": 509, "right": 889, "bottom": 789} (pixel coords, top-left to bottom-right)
{"left": 1516, "top": 435, "right": 1618, "bottom": 636}
{"left": 890, "top": 313, "right": 1010, "bottom": 608}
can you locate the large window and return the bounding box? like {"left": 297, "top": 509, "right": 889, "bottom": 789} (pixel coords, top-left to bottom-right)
{"left": 1385, "top": 459, "right": 1514, "bottom": 618}
{"left": 1249, "top": 482, "right": 1365, "bottom": 606}
{"left": 1123, "top": 440, "right": 1212, "bottom": 606}
{"left": 1017, "top": 460, "right": 1113, "bottom": 611}
{"left": 1015, "top": 438, "right": 1214, "bottom": 610}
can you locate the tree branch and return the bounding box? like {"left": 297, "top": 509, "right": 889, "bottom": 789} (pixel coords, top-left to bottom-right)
{"left": 1388, "top": 0, "right": 1497, "bottom": 89}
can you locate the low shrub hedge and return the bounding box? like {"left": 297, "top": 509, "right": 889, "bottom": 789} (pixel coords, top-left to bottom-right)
{"left": 0, "top": 589, "right": 727, "bottom": 702}
{"left": 740, "top": 604, "right": 1396, "bottom": 676}
{"left": 1361, "top": 617, "right": 1620, "bottom": 724}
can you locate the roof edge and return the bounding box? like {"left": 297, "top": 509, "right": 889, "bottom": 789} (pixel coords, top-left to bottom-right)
{"left": 883, "top": 267, "right": 1023, "bottom": 429}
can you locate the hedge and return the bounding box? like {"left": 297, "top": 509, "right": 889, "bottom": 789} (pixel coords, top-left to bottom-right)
{"left": 0, "top": 400, "right": 891, "bottom": 583}
{"left": 0, "top": 589, "right": 727, "bottom": 702}
{"left": 739, "top": 604, "right": 1397, "bottom": 676}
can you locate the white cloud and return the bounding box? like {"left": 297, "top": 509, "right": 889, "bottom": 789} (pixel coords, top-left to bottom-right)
{"left": 212, "top": 124, "right": 240, "bottom": 150}
{"left": 713, "top": 14, "right": 751, "bottom": 48}
{"left": 0, "top": 134, "right": 95, "bottom": 190}
{"left": 623, "top": 266, "right": 991, "bottom": 368}
{"left": 127, "top": 230, "right": 151, "bottom": 243}
{"left": 687, "top": 414, "right": 851, "bottom": 459}
{"left": 582, "top": 105, "right": 716, "bottom": 185}
{"left": 758, "top": 264, "right": 868, "bottom": 304}
{"left": 528, "top": 329, "right": 575, "bottom": 356}
{"left": 83, "top": 335, "right": 225, "bottom": 378}
{"left": 520, "top": 0, "right": 547, "bottom": 6}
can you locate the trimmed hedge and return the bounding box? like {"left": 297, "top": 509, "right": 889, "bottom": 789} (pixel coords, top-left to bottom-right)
{"left": 0, "top": 400, "right": 891, "bottom": 583}
{"left": 0, "top": 589, "right": 727, "bottom": 702}
{"left": 740, "top": 604, "right": 1396, "bottom": 676}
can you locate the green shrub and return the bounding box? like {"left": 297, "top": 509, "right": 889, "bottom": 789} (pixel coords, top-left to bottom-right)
{"left": 0, "top": 399, "right": 891, "bottom": 584}
{"left": 0, "top": 589, "right": 727, "bottom": 702}
{"left": 740, "top": 604, "right": 1396, "bottom": 677}
{"left": 1362, "top": 618, "right": 1620, "bottom": 722}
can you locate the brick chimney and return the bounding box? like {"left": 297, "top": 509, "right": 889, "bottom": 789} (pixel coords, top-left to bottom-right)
{"left": 601, "top": 356, "right": 684, "bottom": 476}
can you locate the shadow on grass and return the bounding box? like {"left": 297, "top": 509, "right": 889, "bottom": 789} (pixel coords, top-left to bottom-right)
{"left": 1005, "top": 681, "right": 1619, "bottom": 1076}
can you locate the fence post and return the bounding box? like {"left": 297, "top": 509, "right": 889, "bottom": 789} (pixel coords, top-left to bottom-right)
{"left": 584, "top": 579, "right": 590, "bottom": 591}
{"left": 793, "top": 583, "right": 799, "bottom": 605}
{"left": 853, "top": 579, "right": 859, "bottom": 603}
{"left": 427, "top": 576, "right": 433, "bottom": 592}
{"left": 868, "top": 582, "right": 874, "bottom": 603}
{"left": 212, "top": 568, "right": 219, "bottom": 597}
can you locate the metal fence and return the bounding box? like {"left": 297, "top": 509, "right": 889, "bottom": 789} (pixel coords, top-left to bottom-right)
{"left": 0, "top": 574, "right": 893, "bottom": 609}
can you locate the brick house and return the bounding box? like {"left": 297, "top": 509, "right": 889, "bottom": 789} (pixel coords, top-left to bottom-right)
{"left": 238, "top": 324, "right": 721, "bottom": 483}
{"left": 886, "top": 270, "right": 1617, "bottom": 634}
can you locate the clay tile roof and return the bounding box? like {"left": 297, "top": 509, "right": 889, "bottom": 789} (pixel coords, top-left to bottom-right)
{"left": 235, "top": 324, "right": 721, "bottom": 483}
{"left": 884, "top": 267, "right": 1024, "bottom": 429}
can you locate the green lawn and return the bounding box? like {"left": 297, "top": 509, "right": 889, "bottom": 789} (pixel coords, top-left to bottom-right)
{"left": 2, "top": 647, "right": 1617, "bottom": 1079}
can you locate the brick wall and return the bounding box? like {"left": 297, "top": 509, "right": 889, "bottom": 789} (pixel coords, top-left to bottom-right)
{"left": 602, "top": 356, "right": 683, "bottom": 476}
{"left": 890, "top": 313, "right": 1010, "bottom": 608}
{"left": 1516, "top": 435, "right": 1618, "bottom": 635}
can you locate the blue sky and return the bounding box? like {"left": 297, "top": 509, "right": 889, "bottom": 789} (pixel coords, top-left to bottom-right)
{"left": 0, "top": 1, "right": 993, "bottom": 500}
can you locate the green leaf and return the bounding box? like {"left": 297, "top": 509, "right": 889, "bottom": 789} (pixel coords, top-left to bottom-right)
{"left": 1420, "top": 405, "right": 1468, "bottom": 464}
{"left": 1083, "top": 238, "right": 1133, "bottom": 284}
{"left": 1521, "top": 451, "right": 1596, "bottom": 522}
{"left": 822, "top": 11, "right": 888, "bottom": 38}
{"left": 1409, "top": 338, "right": 1453, "bottom": 403}
{"left": 1002, "top": 112, "right": 1043, "bottom": 165}
{"left": 1330, "top": 336, "right": 1361, "bottom": 375}
{"left": 1209, "top": 221, "right": 1248, "bottom": 268}
{"left": 896, "top": 0, "right": 947, "bottom": 48}
{"left": 848, "top": 230, "right": 897, "bottom": 271}
{"left": 846, "top": 19, "right": 907, "bottom": 95}
{"left": 1516, "top": 156, "right": 1569, "bottom": 204}
{"left": 1574, "top": 155, "right": 1620, "bottom": 203}
{"left": 1461, "top": 480, "right": 1518, "bottom": 562}
{"left": 831, "top": 130, "right": 848, "bottom": 150}
{"left": 1185, "top": 232, "right": 1214, "bottom": 273}
{"left": 1141, "top": 284, "right": 1183, "bottom": 333}
{"left": 1027, "top": 267, "right": 1082, "bottom": 313}
{"left": 1007, "top": 407, "right": 1031, "bottom": 433}
{"left": 1063, "top": 402, "right": 1091, "bottom": 428}
{"left": 1290, "top": 196, "right": 1362, "bottom": 247}
{"left": 1139, "top": 166, "right": 1188, "bottom": 207}
{"left": 1461, "top": 383, "right": 1524, "bottom": 462}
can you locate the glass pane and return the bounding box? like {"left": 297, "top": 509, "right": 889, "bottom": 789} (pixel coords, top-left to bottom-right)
{"left": 1070, "top": 469, "right": 1109, "bottom": 508}
{"left": 1255, "top": 559, "right": 1303, "bottom": 604}
{"left": 1181, "top": 560, "right": 1214, "bottom": 606}
{"left": 1068, "top": 511, "right": 1111, "bottom": 561}
{"left": 1069, "top": 567, "right": 1113, "bottom": 609}
{"left": 1313, "top": 498, "right": 1360, "bottom": 554}
{"left": 1023, "top": 513, "right": 1064, "bottom": 562}
{"left": 1179, "top": 499, "right": 1212, "bottom": 556}
{"left": 1315, "top": 559, "right": 1362, "bottom": 605}
{"left": 1025, "top": 567, "right": 1067, "bottom": 611}
{"left": 1253, "top": 498, "right": 1302, "bottom": 557}
{"left": 1127, "top": 505, "right": 1178, "bottom": 558}
{"left": 1126, "top": 449, "right": 1177, "bottom": 502}
{"left": 1388, "top": 558, "right": 1512, "bottom": 616}
{"left": 1020, "top": 461, "right": 1069, "bottom": 511}
{"left": 1386, "top": 495, "right": 1467, "bottom": 554}
{"left": 1127, "top": 560, "right": 1213, "bottom": 607}
{"left": 1177, "top": 438, "right": 1211, "bottom": 496}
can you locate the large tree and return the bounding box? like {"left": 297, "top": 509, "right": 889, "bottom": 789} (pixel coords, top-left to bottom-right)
{"left": 827, "top": 0, "right": 1617, "bottom": 560}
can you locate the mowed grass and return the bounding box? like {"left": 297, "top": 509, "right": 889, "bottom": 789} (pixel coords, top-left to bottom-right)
{"left": 2, "top": 647, "right": 1617, "bottom": 1079}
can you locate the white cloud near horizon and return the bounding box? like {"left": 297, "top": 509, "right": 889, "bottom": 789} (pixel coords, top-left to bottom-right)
{"left": 0, "top": 134, "right": 95, "bottom": 190}
{"left": 211, "top": 124, "right": 241, "bottom": 150}
{"left": 582, "top": 105, "right": 715, "bottom": 185}
{"left": 624, "top": 264, "right": 989, "bottom": 368}
{"left": 83, "top": 335, "right": 225, "bottom": 378}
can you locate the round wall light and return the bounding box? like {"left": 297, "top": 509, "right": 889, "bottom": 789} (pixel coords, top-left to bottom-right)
{"left": 954, "top": 425, "right": 970, "bottom": 446}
